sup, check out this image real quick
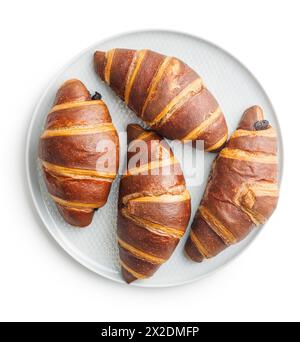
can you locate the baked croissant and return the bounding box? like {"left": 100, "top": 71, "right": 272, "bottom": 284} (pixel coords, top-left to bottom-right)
{"left": 185, "top": 106, "right": 279, "bottom": 261}
{"left": 118, "top": 124, "right": 191, "bottom": 283}
{"left": 39, "top": 79, "right": 119, "bottom": 227}
{"left": 94, "top": 49, "right": 228, "bottom": 151}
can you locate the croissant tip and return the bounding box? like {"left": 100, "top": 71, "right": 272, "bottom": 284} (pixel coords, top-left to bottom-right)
{"left": 56, "top": 204, "right": 94, "bottom": 227}
{"left": 94, "top": 50, "right": 104, "bottom": 59}
{"left": 58, "top": 79, "right": 86, "bottom": 94}
{"left": 126, "top": 123, "right": 143, "bottom": 131}
{"left": 245, "top": 105, "right": 264, "bottom": 116}
{"left": 53, "top": 79, "right": 91, "bottom": 105}
{"left": 184, "top": 241, "right": 204, "bottom": 263}
{"left": 126, "top": 124, "right": 145, "bottom": 143}
{"left": 124, "top": 279, "right": 135, "bottom": 284}
{"left": 61, "top": 78, "right": 82, "bottom": 86}
{"left": 121, "top": 267, "right": 137, "bottom": 284}
{"left": 94, "top": 51, "right": 106, "bottom": 79}
{"left": 238, "top": 105, "right": 267, "bottom": 131}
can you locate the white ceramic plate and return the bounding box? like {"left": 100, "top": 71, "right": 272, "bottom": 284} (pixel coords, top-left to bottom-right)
{"left": 26, "top": 30, "right": 283, "bottom": 287}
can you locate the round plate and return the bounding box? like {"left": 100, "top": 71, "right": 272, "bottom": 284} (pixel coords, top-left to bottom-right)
{"left": 26, "top": 30, "right": 283, "bottom": 287}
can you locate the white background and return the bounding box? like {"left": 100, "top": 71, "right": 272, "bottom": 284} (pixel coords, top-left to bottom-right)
{"left": 0, "top": 0, "right": 299, "bottom": 322}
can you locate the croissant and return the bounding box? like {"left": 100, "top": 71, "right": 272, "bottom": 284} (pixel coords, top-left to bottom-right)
{"left": 118, "top": 124, "right": 191, "bottom": 283}
{"left": 94, "top": 48, "right": 228, "bottom": 151}
{"left": 39, "top": 79, "right": 119, "bottom": 227}
{"left": 185, "top": 106, "right": 279, "bottom": 261}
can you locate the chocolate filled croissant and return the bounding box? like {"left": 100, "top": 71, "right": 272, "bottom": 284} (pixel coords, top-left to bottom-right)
{"left": 94, "top": 49, "right": 228, "bottom": 151}
{"left": 185, "top": 106, "right": 279, "bottom": 261}
{"left": 39, "top": 79, "right": 119, "bottom": 227}
{"left": 118, "top": 124, "right": 191, "bottom": 283}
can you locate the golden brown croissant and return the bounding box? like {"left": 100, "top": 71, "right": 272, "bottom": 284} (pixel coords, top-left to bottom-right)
{"left": 185, "top": 106, "right": 279, "bottom": 261}
{"left": 94, "top": 49, "right": 228, "bottom": 151}
{"left": 39, "top": 79, "right": 119, "bottom": 227}
{"left": 118, "top": 124, "right": 191, "bottom": 283}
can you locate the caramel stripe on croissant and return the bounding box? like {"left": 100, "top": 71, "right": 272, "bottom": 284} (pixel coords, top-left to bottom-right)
{"left": 186, "top": 214, "right": 226, "bottom": 261}
{"left": 124, "top": 50, "right": 147, "bottom": 105}
{"left": 141, "top": 56, "right": 172, "bottom": 118}
{"left": 219, "top": 148, "right": 277, "bottom": 164}
{"left": 124, "top": 156, "right": 178, "bottom": 177}
{"left": 108, "top": 49, "right": 137, "bottom": 99}
{"left": 203, "top": 195, "right": 253, "bottom": 242}
{"left": 230, "top": 128, "right": 276, "bottom": 139}
{"left": 241, "top": 182, "right": 279, "bottom": 197}
{"left": 200, "top": 205, "right": 237, "bottom": 245}
{"left": 185, "top": 237, "right": 204, "bottom": 262}
{"left": 189, "top": 230, "right": 212, "bottom": 259}
{"left": 118, "top": 238, "right": 166, "bottom": 264}
{"left": 133, "top": 130, "right": 157, "bottom": 142}
{"left": 120, "top": 173, "right": 186, "bottom": 205}
{"left": 234, "top": 182, "right": 279, "bottom": 225}
{"left": 128, "top": 50, "right": 165, "bottom": 115}
{"left": 49, "top": 100, "right": 104, "bottom": 113}
{"left": 182, "top": 107, "right": 222, "bottom": 140}
{"left": 119, "top": 247, "right": 161, "bottom": 281}
{"left": 117, "top": 213, "right": 179, "bottom": 259}
{"left": 41, "top": 160, "right": 116, "bottom": 180}
{"left": 46, "top": 105, "right": 111, "bottom": 130}
{"left": 41, "top": 123, "right": 115, "bottom": 138}
{"left": 205, "top": 134, "right": 228, "bottom": 152}
{"left": 185, "top": 106, "right": 279, "bottom": 261}
{"left": 125, "top": 191, "right": 191, "bottom": 231}
{"left": 120, "top": 261, "right": 147, "bottom": 280}
{"left": 121, "top": 208, "right": 185, "bottom": 238}
{"left": 127, "top": 133, "right": 163, "bottom": 156}
{"left": 129, "top": 191, "right": 190, "bottom": 204}
{"left": 43, "top": 167, "right": 112, "bottom": 209}
{"left": 200, "top": 114, "right": 228, "bottom": 151}
{"left": 104, "top": 49, "right": 115, "bottom": 85}
{"left": 50, "top": 195, "right": 103, "bottom": 209}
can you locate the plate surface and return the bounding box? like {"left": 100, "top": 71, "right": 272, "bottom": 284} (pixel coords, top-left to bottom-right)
{"left": 26, "top": 30, "right": 283, "bottom": 287}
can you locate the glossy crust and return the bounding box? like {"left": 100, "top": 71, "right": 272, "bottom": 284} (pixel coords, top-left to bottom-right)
{"left": 94, "top": 49, "right": 228, "bottom": 151}
{"left": 185, "top": 106, "right": 279, "bottom": 261}
{"left": 117, "top": 124, "right": 191, "bottom": 283}
{"left": 39, "top": 79, "right": 119, "bottom": 227}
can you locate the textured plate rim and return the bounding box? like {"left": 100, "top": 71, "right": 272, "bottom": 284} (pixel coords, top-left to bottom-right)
{"left": 25, "top": 29, "right": 284, "bottom": 288}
